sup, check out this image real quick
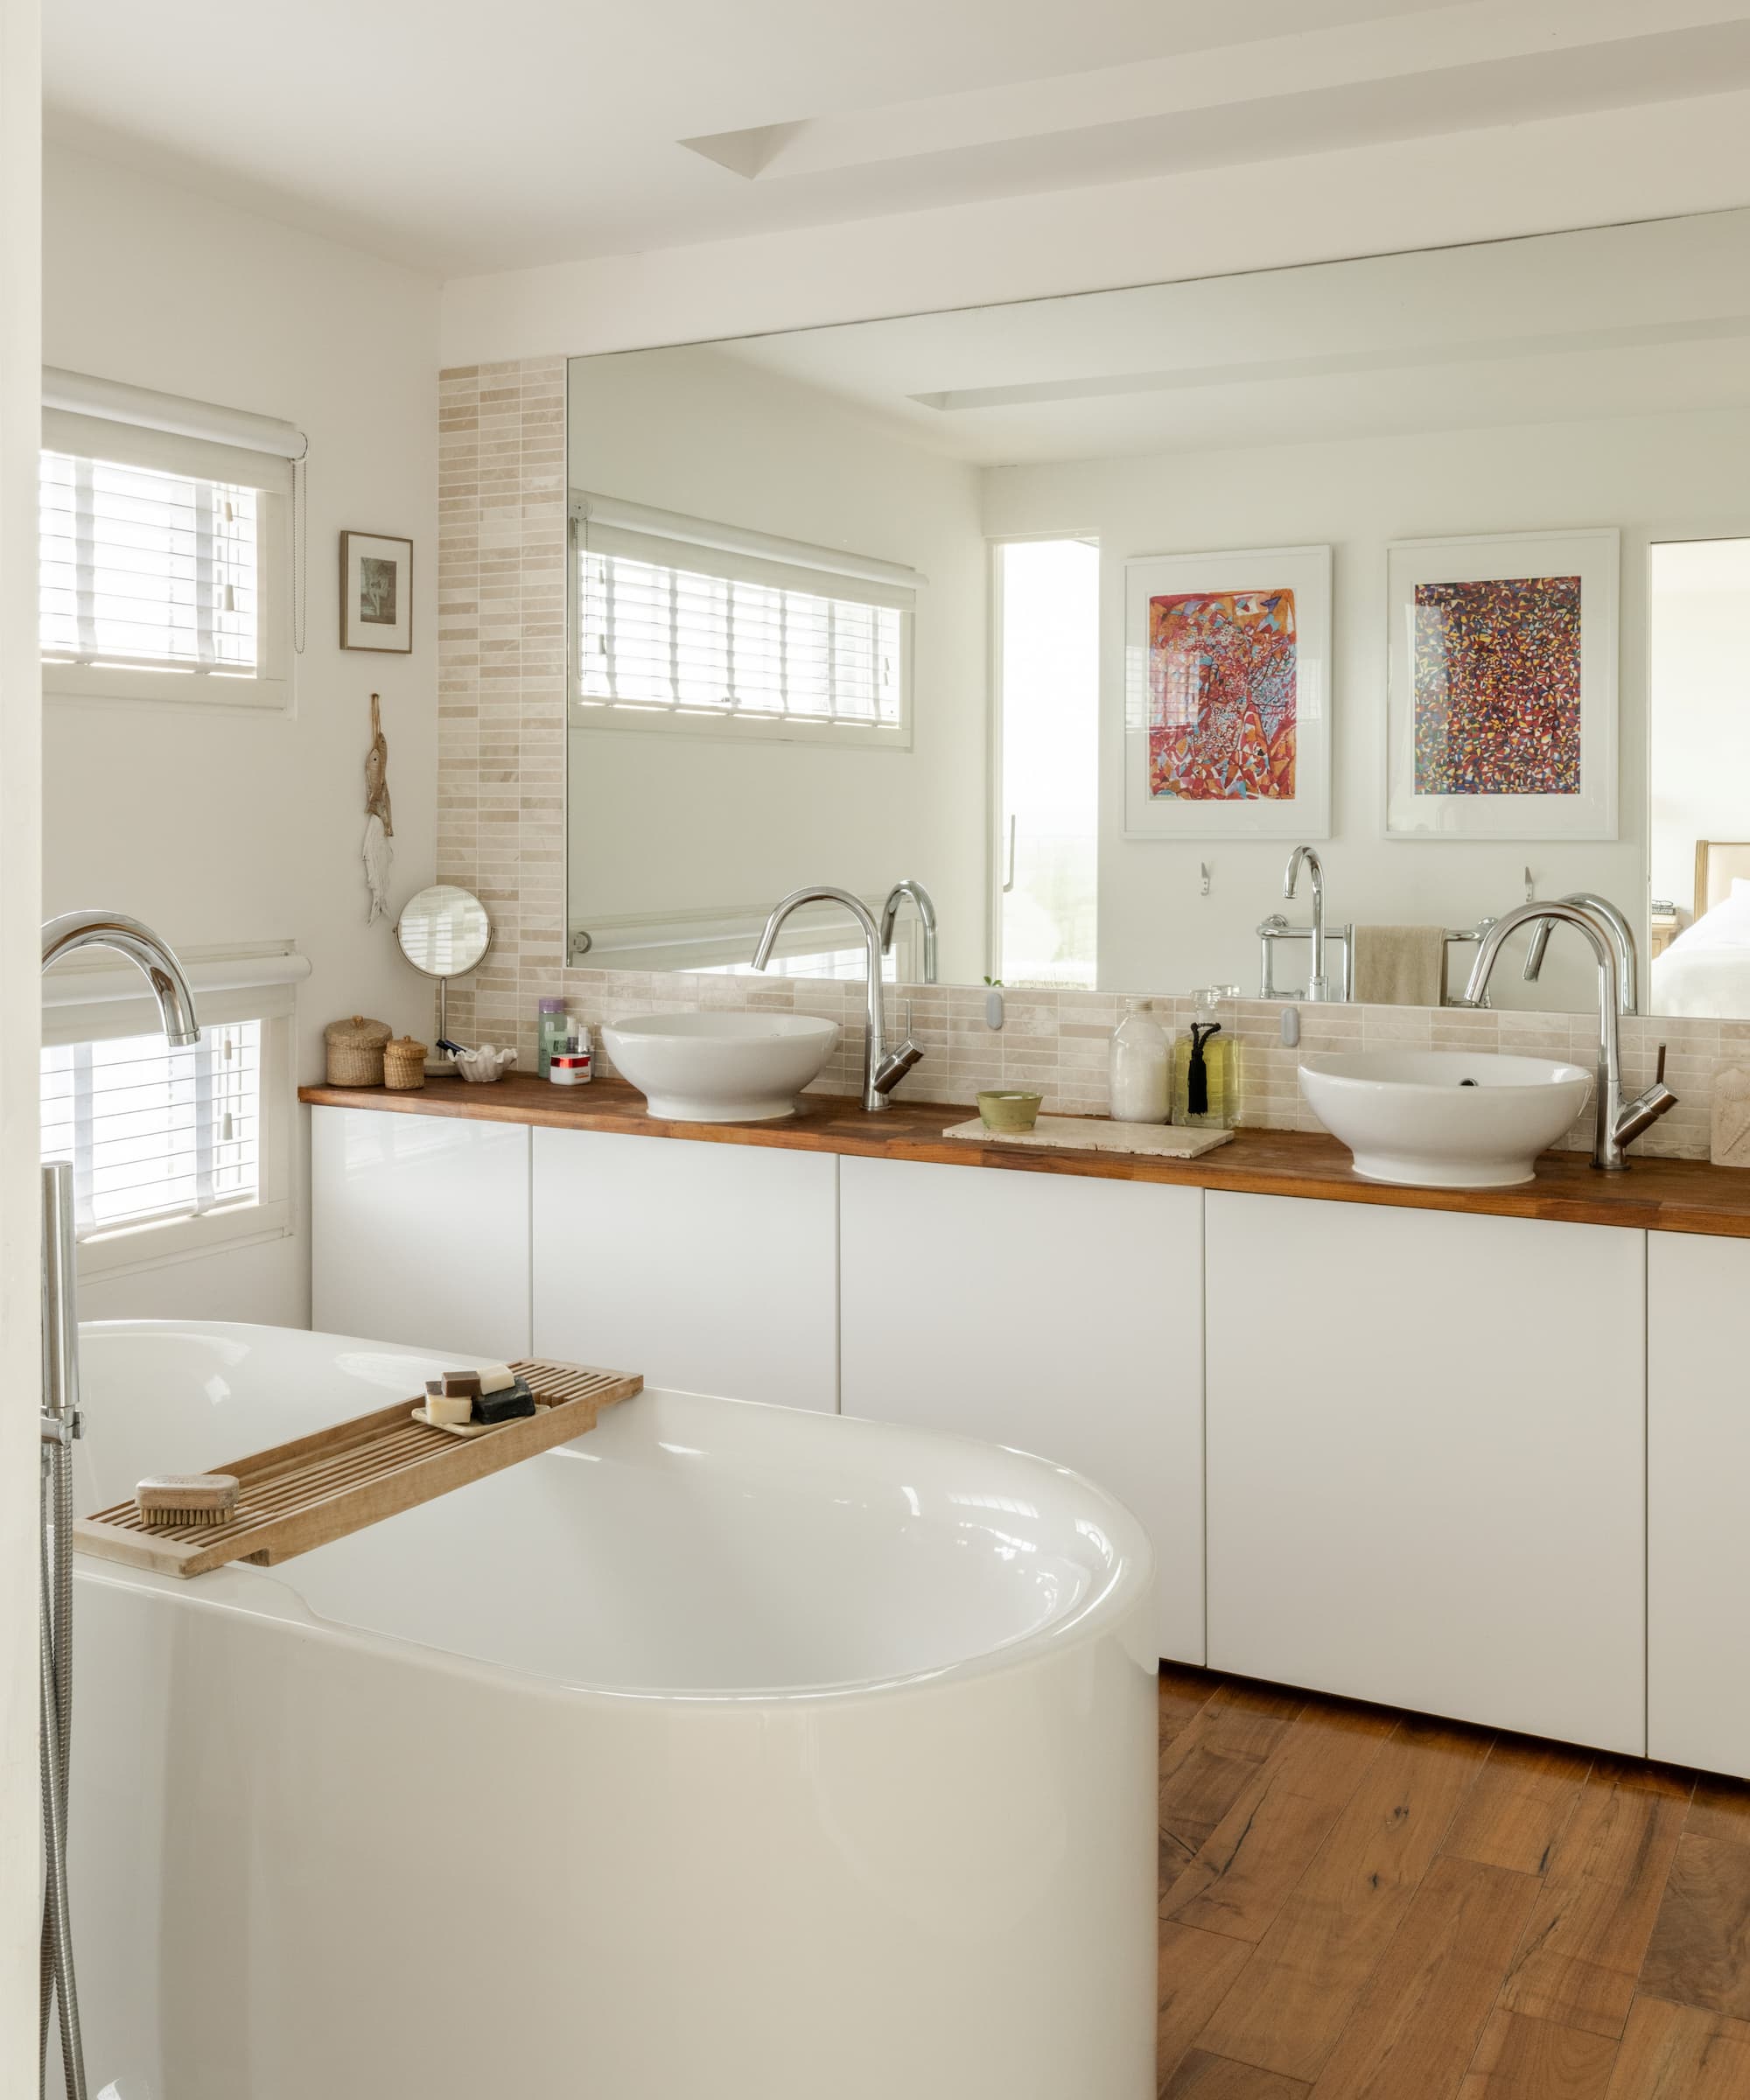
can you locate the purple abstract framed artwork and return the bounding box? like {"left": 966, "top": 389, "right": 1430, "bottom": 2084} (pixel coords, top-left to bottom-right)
{"left": 1125, "top": 545, "right": 1331, "bottom": 841}
{"left": 1386, "top": 529, "right": 1619, "bottom": 842}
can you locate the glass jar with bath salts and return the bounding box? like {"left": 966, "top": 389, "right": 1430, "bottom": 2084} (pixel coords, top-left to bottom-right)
{"left": 1109, "top": 1000, "right": 1170, "bottom": 1124}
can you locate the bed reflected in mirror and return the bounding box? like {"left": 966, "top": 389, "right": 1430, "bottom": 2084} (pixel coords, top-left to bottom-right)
{"left": 1649, "top": 540, "right": 1750, "bottom": 1018}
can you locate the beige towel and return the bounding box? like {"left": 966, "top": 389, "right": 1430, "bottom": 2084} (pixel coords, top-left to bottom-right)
{"left": 1352, "top": 925, "right": 1445, "bottom": 1007}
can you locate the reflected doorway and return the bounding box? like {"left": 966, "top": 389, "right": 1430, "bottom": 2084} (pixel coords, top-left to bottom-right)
{"left": 995, "top": 538, "right": 1099, "bottom": 987}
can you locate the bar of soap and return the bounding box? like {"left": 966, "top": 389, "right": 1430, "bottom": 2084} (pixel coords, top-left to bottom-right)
{"left": 423, "top": 1392, "right": 474, "bottom": 1427}
{"left": 476, "top": 1363, "right": 517, "bottom": 1396}
{"left": 473, "top": 1376, "right": 536, "bottom": 1424}
{"left": 427, "top": 1369, "right": 482, "bottom": 1401}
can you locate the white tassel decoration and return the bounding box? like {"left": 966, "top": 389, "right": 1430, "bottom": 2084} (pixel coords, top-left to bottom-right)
{"left": 362, "top": 810, "right": 392, "bottom": 926}
{"left": 362, "top": 691, "right": 394, "bottom": 925}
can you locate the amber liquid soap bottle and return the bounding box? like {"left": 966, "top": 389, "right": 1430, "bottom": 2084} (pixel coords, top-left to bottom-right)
{"left": 1172, "top": 986, "right": 1242, "bottom": 1129}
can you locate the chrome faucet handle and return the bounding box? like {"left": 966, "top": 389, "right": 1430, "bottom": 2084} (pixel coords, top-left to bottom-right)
{"left": 1614, "top": 1042, "right": 1678, "bottom": 1151}
{"left": 872, "top": 1039, "right": 923, "bottom": 1095}
{"left": 873, "top": 999, "right": 923, "bottom": 1097}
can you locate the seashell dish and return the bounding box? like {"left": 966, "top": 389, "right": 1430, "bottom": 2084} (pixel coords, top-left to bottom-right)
{"left": 449, "top": 1043, "right": 518, "bottom": 1084}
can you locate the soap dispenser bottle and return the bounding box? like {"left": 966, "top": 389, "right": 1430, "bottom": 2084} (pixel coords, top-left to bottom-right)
{"left": 1172, "top": 986, "right": 1242, "bottom": 1129}
{"left": 1109, "top": 999, "right": 1170, "bottom": 1124}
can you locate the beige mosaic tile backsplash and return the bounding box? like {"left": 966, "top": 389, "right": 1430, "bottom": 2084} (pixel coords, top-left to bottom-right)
{"left": 437, "top": 357, "right": 1745, "bottom": 1165}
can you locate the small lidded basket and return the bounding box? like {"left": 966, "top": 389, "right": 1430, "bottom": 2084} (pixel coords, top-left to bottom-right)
{"left": 325, "top": 1014, "right": 392, "bottom": 1088}
{"left": 382, "top": 1036, "right": 428, "bottom": 1091}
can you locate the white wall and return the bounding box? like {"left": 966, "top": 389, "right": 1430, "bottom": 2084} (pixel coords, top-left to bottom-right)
{"left": 567, "top": 346, "right": 988, "bottom": 976}
{"left": 0, "top": 0, "right": 40, "bottom": 2082}
{"left": 42, "top": 146, "right": 439, "bottom": 1326}
{"left": 1650, "top": 539, "right": 1750, "bottom": 921}
{"left": 984, "top": 403, "right": 1750, "bottom": 1008}
{"left": 443, "top": 90, "right": 1750, "bottom": 367}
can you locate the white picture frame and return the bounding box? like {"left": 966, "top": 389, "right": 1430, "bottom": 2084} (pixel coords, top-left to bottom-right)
{"left": 1385, "top": 527, "right": 1619, "bottom": 842}
{"left": 1124, "top": 544, "right": 1332, "bottom": 841}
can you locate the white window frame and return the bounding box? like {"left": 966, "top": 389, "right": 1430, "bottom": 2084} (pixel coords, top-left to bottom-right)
{"left": 568, "top": 494, "right": 918, "bottom": 752}
{"left": 41, "top": 407, "right": 295, "bottom": 711}
{"left": 42, "top": 958, "right": 298, "bottom": 1280}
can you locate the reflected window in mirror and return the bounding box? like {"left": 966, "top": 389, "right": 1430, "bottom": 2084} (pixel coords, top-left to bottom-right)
{"left": 696, "top": 945, "right": 900, "bottom": 984}
{"left": 573, "top": 497, "right": 914, "bottom": 746}
{"left": 997, "top": 539, "right": 1099, "bottom": 989}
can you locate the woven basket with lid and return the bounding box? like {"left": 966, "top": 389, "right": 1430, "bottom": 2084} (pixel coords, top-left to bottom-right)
{"left": 382, "top": 1036, "right": 428, "bottom": 1091}
{"left": 325, "top": 1014, "right": 393, "bottom": 1087}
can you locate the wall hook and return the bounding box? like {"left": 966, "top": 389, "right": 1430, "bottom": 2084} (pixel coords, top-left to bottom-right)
{"left": 1523, "top": 865, "right": 1536, "bottom": 904}
{"left": 1200, "top": 861, "right": 1211, "bottom": 898}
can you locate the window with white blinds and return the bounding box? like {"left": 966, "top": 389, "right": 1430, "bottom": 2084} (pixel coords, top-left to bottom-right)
{"left": 575, "top": 510, "right": 914, "bottom": 742}
{"left": 41, "top": 1021, "right": 261, "bottom": 1240}
{"left": 38, "top": 402, "right": 293, "bottom": 706}
{"left": 39, "top": 452, "right": 260, "bottom": 675}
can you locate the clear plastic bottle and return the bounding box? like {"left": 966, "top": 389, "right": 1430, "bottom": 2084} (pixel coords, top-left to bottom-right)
{"left": 537, "top": 996, "right": 569, "bottom": 1079}
{"left": 1109, "top": 999, "right": 1171, "bottom": 1124}
{"left": 1172, "top": 986, "right": 1242, "bottom": 1129}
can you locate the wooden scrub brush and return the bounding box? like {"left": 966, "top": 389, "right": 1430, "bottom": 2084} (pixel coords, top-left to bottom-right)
{"left": 135, "top": 1474, "right": 240, "bottom": 1529}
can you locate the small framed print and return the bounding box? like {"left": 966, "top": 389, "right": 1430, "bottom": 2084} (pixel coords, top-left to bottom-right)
{"left": 340, "top": 531, "right": 413, "bottom": 653}
{"left": 1124, "top": 544, "right": 1332, "bottom": 840}
{"left": 1385, "top": 527, "right": 1619, "bottom": 841}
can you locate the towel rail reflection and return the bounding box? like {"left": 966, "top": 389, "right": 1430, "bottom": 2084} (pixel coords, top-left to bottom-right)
{"left": 1256, "top": 917, "right": 1502, "bottom": 1004}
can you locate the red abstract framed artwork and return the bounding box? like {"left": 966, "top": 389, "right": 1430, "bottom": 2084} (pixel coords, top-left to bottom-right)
{"left": 1124, "top": 545, "right": 1331, "bottom": 840}
{"left": 1386, "top": 529, "right": 1619, "bottom": 841}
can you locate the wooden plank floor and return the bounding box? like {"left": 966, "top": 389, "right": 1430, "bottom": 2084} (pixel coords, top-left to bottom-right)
{"left": 1156, "top": 1667, "right": 1750, "bottom": 2099}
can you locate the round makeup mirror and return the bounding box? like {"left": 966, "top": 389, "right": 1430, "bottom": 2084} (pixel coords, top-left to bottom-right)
{"left": 396, "top": 884, "right": 491, "bottom": 1047}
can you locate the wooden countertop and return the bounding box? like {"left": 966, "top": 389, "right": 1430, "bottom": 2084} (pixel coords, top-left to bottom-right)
{"left": 298, "top": 1074, "right": 1750, "bottom": 1239}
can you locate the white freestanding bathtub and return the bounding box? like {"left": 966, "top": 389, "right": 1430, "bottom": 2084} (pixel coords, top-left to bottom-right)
{"left": 62, "top": 1321, "right": 1158, "bottom": 2100}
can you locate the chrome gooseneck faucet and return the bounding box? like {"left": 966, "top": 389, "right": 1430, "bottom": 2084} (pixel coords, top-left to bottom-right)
{"left": 878, "top": 878, "right": 938, "bottom": 985}
{"left": 38, "top": 910, "right": 200, "bottom": 2100}
{"left": 1283, "top": 846, "right": 1331, "bottom": 1002}
{"left": 1521, "top": 891, "right": 1639, "bottom": 1015}
{"left": 753, "top": 886, "right": 922, "bottom": 1111}
{"left": 1463, "top": 899, "right": 1675, "bottom": 1171}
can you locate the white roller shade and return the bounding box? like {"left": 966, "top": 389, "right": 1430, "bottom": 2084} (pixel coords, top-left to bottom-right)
{"left": 572, "top": 490, "right": 924, "bottom": 592}
{"left": 43, "top": 367, "right": 305, "bottom": 466}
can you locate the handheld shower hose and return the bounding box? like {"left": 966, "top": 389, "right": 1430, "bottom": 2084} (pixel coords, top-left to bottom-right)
{"left": 39, "top": 913, "right": 200, "bottom": 2100}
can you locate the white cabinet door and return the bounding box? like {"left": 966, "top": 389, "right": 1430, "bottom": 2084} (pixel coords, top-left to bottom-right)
{"left": 838, "top": 1155, "right": 1205, "bottom": 1665}
{"left": 531, "top": 1128, "right": 837, "bottom": 1412}
{"left": 1649, "top": 1231, "right": 1750, "bottom": 1776}
{"left": 310, "top": 1107, "right": 531, "bottom": 1358}
{"left": 1206, "top": 1192, "right": 1645, "bottom": 1754}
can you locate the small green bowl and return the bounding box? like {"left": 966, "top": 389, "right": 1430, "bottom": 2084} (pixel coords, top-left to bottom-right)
{"left": 977, "top": 1088, "right": 1043, "bottom": 1133}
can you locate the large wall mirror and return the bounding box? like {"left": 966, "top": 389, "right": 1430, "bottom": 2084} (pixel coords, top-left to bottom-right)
{"left": 565, "top": 208, "right": 1750, "bottom": 1017}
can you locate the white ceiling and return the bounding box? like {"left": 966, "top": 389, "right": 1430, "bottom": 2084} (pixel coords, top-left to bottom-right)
{"left": 598, "top": 210, "right": 1750, "bottom": 465}
{"left": 41, "top": 0, "right": 1750, "bottom": 277}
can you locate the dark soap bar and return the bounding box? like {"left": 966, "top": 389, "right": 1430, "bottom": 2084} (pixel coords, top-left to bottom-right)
{"left": 473, "top": 1376, "right": 536, "bottom": 1424}
{"left": 425, "top": 1370, "right": 483, "bottom": 1401}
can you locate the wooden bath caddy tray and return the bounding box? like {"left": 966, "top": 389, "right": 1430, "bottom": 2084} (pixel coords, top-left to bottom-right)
{"left": 74, "top": 1357, "right": 641, "bottom": 1579}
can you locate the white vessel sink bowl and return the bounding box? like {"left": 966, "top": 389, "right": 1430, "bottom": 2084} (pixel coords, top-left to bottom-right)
{"left": 603, "top": 1011, "right": 840, "bottom": 1122}
{"left": 1299, "top": 1050, "right": 1593, "bottom": 1188}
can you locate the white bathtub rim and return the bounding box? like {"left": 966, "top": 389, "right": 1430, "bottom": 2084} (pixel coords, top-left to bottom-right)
{"left": 74, "top": 1320, "right": 1157, "bottom": 1711}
